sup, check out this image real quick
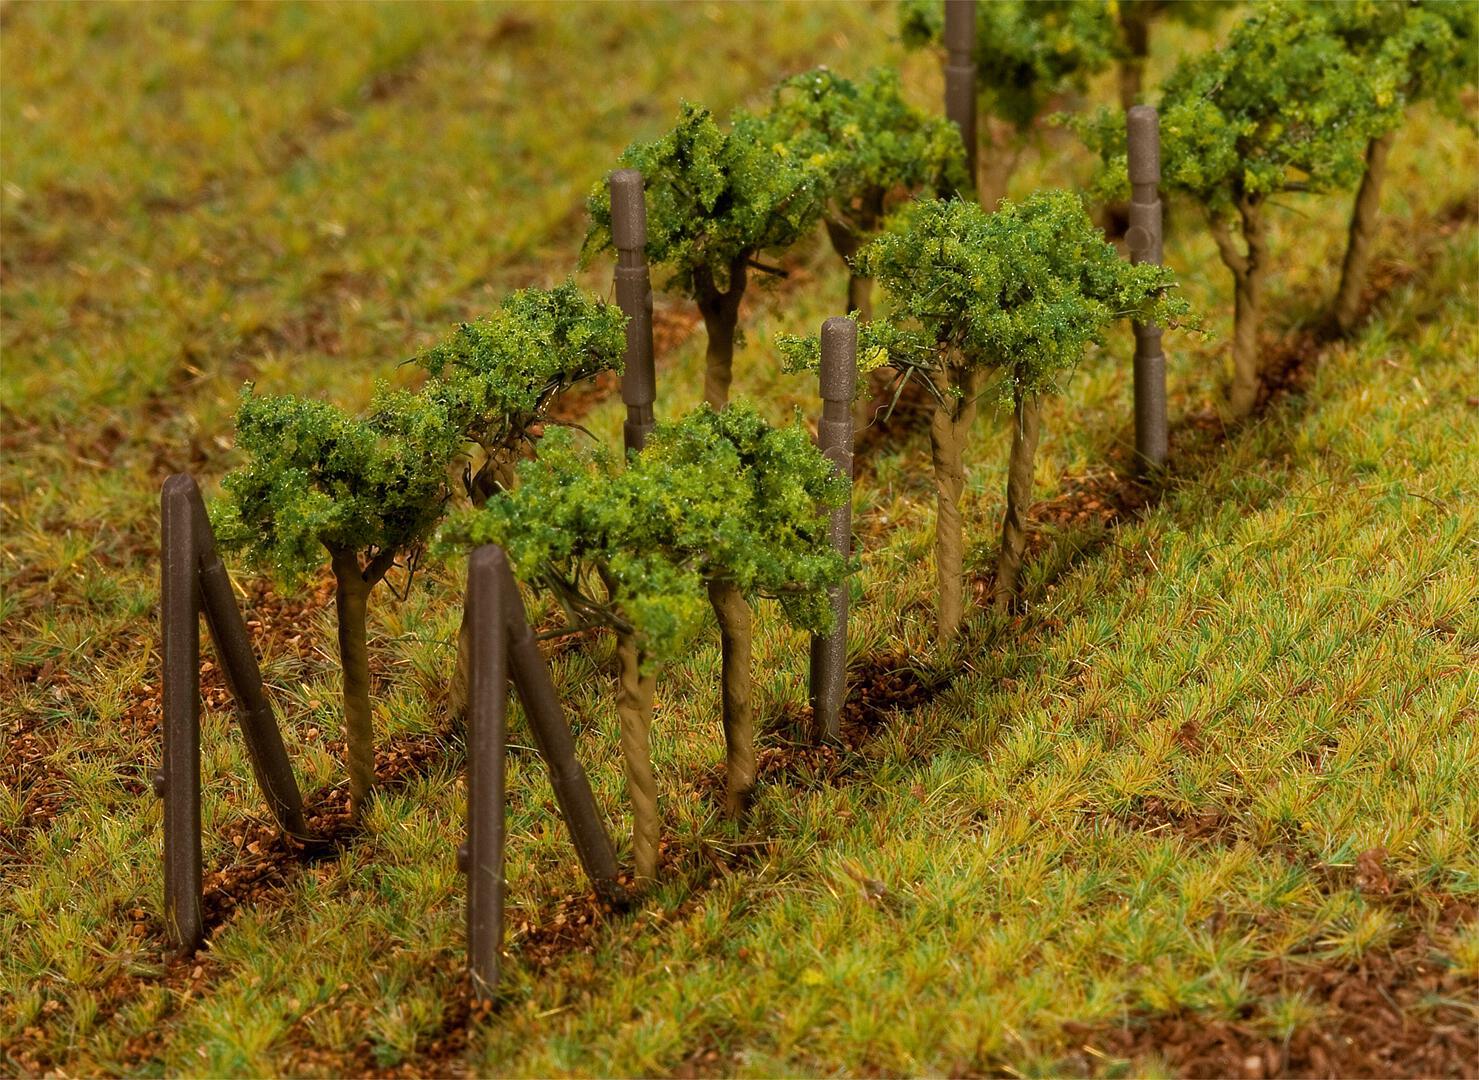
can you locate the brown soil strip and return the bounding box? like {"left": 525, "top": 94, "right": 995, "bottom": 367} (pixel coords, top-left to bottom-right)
{"left": 1060, "top": 896, "right": 1477, "bottom": 1079}
{"left": 199, "top": 730, "right": 447, "bottom": 934}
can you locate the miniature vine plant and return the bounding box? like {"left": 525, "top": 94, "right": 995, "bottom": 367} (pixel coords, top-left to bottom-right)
{"left": 415, "top": 281, "right": 626, "bottom": 725}
{"left": 416, "top": 281, "right": 626, "bottom": 504}
{"left": 1315, "top": 0, "right": 1476, "bottom": 335}
{"left": 899, "top": 0, "right": 1117, "bottom": 204}
{"left": 583, "top": 102, "right": 826, "bottom": 409}
{"left": 761, "top": 67, "right": 968, "bottom": 320}
{"left": 1074, "top": 2, "right": 1400, "bottom": 417}
{"left": 441, "top": 404, "right": 846, "bottom": 881}
{"left": 784, "top": 193, "right": 1186, "bottom": 641}
{"left": 212, "top": 385, "right": 460, "bottom": 819}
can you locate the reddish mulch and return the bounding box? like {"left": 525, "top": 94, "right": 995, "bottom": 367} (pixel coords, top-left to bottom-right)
{"left": 1030, "top": 468, "right": 1155, "bottom": 533}
{"left": 509, "top": 881, "right": 633, "bottom": 972}
{"left": 690, "top": 653, "right": 951, "bottom": 803}
{"left": 236, "top": 572, "right": 336, "bottom": 665}
{"left": 1061, "top": 897, "right": 1478, "bottom": 1079}
{"left": 199, "top": 730, "right": 448, "bottom": 935}
{"left": 842, "top": 652, "right": 950, "bottom": 740}
{"left": 1, "top": 714, "right": 67, "bottom": 850}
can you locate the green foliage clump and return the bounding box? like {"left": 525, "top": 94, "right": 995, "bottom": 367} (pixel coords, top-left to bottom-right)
{"left": 760, "top": 65, "right": 967, "bottom": 321}
{"left": 762, "top": 67, "right": 968, "bottom": 232}
{"left": 1318, "top": 0, "right": 1477, "bottom": 116}
{"left": 782, "top": 193, "right": 1186, "bottom": 401}
{"left": 443, "top": 401, "right": 847, "bottom": 879}
{"left": 899, "top": 0, "right": 1118, "bottom": 131}
{"left": 582, "top": 102, "right": 825, "bottom": 299}
{"left": 440, "top": 402, "right": 848, "bottom": 663}
{"left": 416, "top": 281, "right": 625, "bottom": 500}
{"left": 213, "top": 385, "right": 459, "bottom": 585}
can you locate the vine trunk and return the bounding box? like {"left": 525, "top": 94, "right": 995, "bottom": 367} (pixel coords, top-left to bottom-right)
{"left": 615, "top": 630, "right": 659, "bottom": 881}
{"left": 1334, "top": 131, "right": 1395, "bottom": 336}
{"left": 928, "top": 363, "right": 983, "bottom": 643}
{"left": 707, "top": 579, "right": 756, "bottom": 816}
{"left": 993, "top": 392, "right": 1042, "bottom": 611}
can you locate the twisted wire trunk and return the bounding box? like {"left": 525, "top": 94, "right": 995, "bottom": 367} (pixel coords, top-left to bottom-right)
{"left": 615, "top": 630, "right": 659, "bottom": 881}
{"left": 1333, "top": 132, "right": 1396, "bottom": 337}
{"left": 697, "top": 257, "right": 749, "bottom": 410}
{"left": 331, "top": 551, "right": 376, "bottom": 819}
{"left": 993, "top": 392, "right": 1042, "bottom": 611}
{"left": 707, "top": 579, "right": 756, "bottom": 816}
{"left": 928, "top": 363, "right": 982, "bottom": 643}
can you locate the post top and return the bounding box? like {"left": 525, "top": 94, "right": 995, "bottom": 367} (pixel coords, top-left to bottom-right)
{"left": 819, "top": 317, "right": 859, "bottom": 401}
{"left": 468, "top": 543, "right": 510, "bottom": 577}
{"left": 1127, "top": 106, "right": 1160, "bottom": 183}
{"left": 162, "top": 473, "right": 201, "bottom": 499}
{"left": 609, "top": 169, "right": 647, "bottom": 250}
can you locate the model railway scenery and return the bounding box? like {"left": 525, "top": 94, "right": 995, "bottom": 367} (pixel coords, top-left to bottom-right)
{"left": 2, "top": 1, "right": 1476, "bottom": 1077}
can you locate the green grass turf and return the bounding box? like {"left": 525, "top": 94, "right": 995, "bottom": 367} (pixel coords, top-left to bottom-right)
{"left": 2, "top": 3, "right": 1475, "bottom": 1076}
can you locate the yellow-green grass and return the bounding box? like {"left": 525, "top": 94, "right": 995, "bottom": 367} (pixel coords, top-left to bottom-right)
{"left": 2, "top": 3, "right": 1475, "bottom": 1076}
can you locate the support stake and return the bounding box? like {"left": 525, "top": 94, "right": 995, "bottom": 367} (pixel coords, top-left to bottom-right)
{"left": 1126, "top": 104, "right": 1168, "bottom": 472}
{"left": 464, "top": 546, "right": 509, "bottom": 1004}
{"left": 944, "top": 0, "right": 978, "bottom": 198}
{"left": 610, "top": 168, "right": 657, "bottom": 454}
{"left": 161, "top": 476, "right": 204, "bottom": 955}
{"left": 500, "top": 558, "right": 626, "bottom": 904}
{"left": 191, "top": 495, "right": 311, "bottom": 840}
{"left": 808, "top": 317, "right": 857, "bottom": 743}
{"left": 158, "top": 474, "right": 316, "bottom": 954}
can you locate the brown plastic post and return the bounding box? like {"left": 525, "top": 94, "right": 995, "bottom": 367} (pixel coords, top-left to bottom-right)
{"left": 160, "top": 475, "right": 203, "bottom": 954}
{"left": 464, "top": 546, "right": 509, "bottom": 1003}
{"left": 808, "top": 318, "right": 856, "bottom": 743}
{"left": 1126, "top": 105, "right": 1168, "bottom": 472}
{"left": 610, "top": 168, "right": 657, "bottom": 454}
{"left": 499, "top": 558, "right": 625, "bottom": 903}
{"left": 944, "top": 0, "right": 978, "bottom": 197}
{"left": 183, "top": 485, "right": 311, "bottom": 840}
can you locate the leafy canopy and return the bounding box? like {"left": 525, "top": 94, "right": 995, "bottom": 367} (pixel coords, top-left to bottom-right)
{"left": 213, "top": 385, "right": 460, "bottom": 584}
{"left": 760, "top": 67, "right": 969, "bottom": 227}
{"left": 1074, "top": 2, "right": 1405, "bottom": 212}
{"left": 899, "top": 0, "right": 1118, "bottom": 131}
{"left": 1314, "top": 0, "right": 1477, "bottom": 119}
{"left": 582, "top": 102, "right": 827, "bottom": 296}
{"left": 781, "top": 192, "right": 1189, "bottom": 404}
{"left": 417, "top": 281, "right": 625, "bottom": 453}
{"left": 440, "top": 402, "right": 848, "bottom": 663}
